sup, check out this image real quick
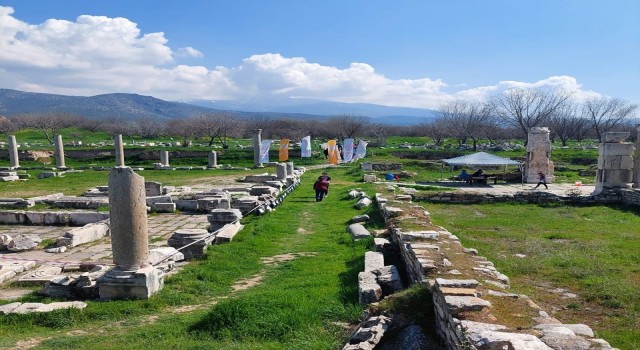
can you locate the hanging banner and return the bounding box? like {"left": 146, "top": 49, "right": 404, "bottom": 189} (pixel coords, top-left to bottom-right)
{"left": 342, "top": 138, "right": 354, "bottom": 162}
{"left": 260, "top": 140, "right": 271, "bottom": 163}
{"left": 301, "top": 136, "right": 312, "bottom": 158}
{"left": 279, "top": 139, "right": 289, "bottom": 161}
{"left": 327, "top": 139, "right": 339, "bottom": 164}
{"left": 354, "top": 140, "right": 368, "bottom": 160}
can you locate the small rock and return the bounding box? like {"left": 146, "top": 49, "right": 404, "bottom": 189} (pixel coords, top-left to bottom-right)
{"left": 45, "top": 246, "right": 67, "bottom": 253}
{"left": 7, "top": 234, "right": 41, "bottom": 252}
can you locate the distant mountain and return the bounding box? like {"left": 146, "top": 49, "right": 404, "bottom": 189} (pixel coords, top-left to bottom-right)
{"left": 186, "top": 97, "right": 437, "bottom": 125}
{"left": 0, "top": 89, "right": 216, "bottom": 120}
{"left": 0, "top": 89, "right": 436, "bottom": 125}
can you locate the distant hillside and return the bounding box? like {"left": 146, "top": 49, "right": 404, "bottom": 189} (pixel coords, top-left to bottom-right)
{"left": 0, "top": 89, "right": 217, "bottom": 120}
{"left": 0, "top": 89, "right": 436, "bottom": 125}
{"left": 186, "top": 97, "right": 437, "bottom": 125}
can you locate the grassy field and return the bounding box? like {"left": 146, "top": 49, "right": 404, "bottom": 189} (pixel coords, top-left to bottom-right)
{"left": 0, "top": 167, "right": 385, "bottom": 349}
{"left": 0, "top": 131, "right": 629, "bottom": 348}
{"left": 426, "top": 202, "right": 640, "bottom": 350}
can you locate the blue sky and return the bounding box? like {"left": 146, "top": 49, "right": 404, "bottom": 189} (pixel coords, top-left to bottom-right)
{"left": 0, "top": 0, "right": 638, "bottom": 109}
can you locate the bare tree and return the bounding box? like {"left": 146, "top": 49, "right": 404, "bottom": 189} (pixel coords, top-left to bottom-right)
{"left": 194, "top": 113, "right": 244, "bottom": 148}
{"left": 134, "top": 117, "right": 166, "bottom": 139}
{"left": 367, "top": 123, "right": 392, "bottom": 147}
{"left": 99, "top": 117, "right": 136, "bottom": 138}
{"left": 166, "top": 118, "right": 198, "bottom": 147}
{"left": 419, "top": 118, "right": 448, "bottom": 146}
{"left": 548, "top": 102, "right": 591, "bottom": 146}
{"left": 491, "top": 87, "right": 572, "bottom": 140}
{"left": 21, "top": 112, "right": 81, "bottom": 144}
{"left": 0, "top": 116, "right": 18, "bottom": 136}
{"left": 326, "top": 115, "right": 370, "bottom": 139}
{"left": 242, "top": 115, "right": 273, "bottom": 138}
{"left": 78, "top": 117, "right": 105, "bottom": 132}
{"left": 267, "top": 118, "right": 307, "bottom": 140}
{"left": 437, "top": 100, "right": 494, "bottom": 151}
{"left": 581, "top": 97, "right": 639, "bottom": 142}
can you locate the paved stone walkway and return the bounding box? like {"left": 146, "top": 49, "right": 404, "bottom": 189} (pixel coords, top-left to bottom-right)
{"left": 0, "top": 213, "right": 209, "bottom": 299}
{"left": 414, "top": 181, "right": 596, "bottom": 197}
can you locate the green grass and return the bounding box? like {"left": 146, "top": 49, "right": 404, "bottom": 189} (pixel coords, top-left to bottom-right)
{"left": 426, "top": 202, "right": 640, "bottom": 349}
{"left": 0, "top": 167, "right": 372, "bottom": 349}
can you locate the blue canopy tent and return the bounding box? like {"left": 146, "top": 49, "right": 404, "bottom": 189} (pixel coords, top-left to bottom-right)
{"left": 441, "top": 152, "right": 522, "bottom": 183}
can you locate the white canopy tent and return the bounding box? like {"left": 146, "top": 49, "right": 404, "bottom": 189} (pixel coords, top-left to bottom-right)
{"left": 442, "top": 152, "right": 521, "bottom": 167}
{"left": 441, "top": 152, "right": 522, "bottom": 182}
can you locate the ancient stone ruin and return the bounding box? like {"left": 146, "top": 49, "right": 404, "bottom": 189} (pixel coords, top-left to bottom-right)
{"left": 98, "top": 166, "right": 164, "bottom": 300}
{"left": 524, "top": 127, "right": 555, "bottom": 183}
{"left": 7, "top": 135, "right": 19, "bottom": 169}
{"left": 54, "top": 134, "right": 67, "bottom": 170}
{"left": 253, "top": 129, "right": 264, "bottom": 168}
{"left": 594, "top": 132, "right": 634, "bottom": 195}
{"left": 632, "top": 126, "right": 640, "bottom": 188}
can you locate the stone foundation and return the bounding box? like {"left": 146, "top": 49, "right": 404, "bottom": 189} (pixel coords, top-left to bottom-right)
{"left": 98, "top": 266, "right": 164, "bottom": 300}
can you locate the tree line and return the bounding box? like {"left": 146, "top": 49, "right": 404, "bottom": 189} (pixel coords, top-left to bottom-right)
{"left": 418, "top": 87, "right": 638, "bottom": 150}
{"left": 0, "top": 87, "right": 637, "bottom": 149}
{"left": 0, "top": 112, "right": 385, "bottom": 147}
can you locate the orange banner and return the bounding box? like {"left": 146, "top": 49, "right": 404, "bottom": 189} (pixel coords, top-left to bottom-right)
{"left": 327, "top": 139, "right": 339, "bottom": 164}
{"left": 279, "top": 139, "right": 289, "bottom": 161}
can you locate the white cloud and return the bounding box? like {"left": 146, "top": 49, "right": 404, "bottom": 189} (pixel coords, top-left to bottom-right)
{"left": 454, "top": 76, "right": 602, "bottom": 104}
{"left": 176, "top": 47, "right": 203, "bottom": 58}
{"left": 0, "top": 6, "right": 603, "bottom": 109}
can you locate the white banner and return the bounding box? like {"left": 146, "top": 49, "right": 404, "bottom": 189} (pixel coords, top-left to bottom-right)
{"left": 301, "top": 136, "right": 312, "bottom": 158}
{"left": 260, "top": 140, "right": 271, "bottom": 163}
{"left": 354, "top": 140, "right": 368, "bottom": 160}
{"left": 342, "top": 138, "right": 354, "bottom": 162}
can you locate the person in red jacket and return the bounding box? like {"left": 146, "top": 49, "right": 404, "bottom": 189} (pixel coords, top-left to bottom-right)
{"left": 313, "top": 178, "right": 330, "bottom": 202}
{"left": 317, "top": 171, "right": 331, "bottom": 196}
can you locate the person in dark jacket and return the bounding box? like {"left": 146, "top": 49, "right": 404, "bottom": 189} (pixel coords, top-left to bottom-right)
{"left": 317, "top": 172, "right": 331, "bottom": 196}
{"left": 313, "top": 178, "right": 330, "bottom": 202}
{"left": 534, "top": 172, "right": 548, "bottom": 189}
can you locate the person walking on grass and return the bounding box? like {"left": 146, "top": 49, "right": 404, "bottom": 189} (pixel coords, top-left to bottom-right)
{"left": 534, "top": 172, "right": 548, "bottom": 189}
{"left": 313, "top": 177, "right": 330, "bottom": 202}
{"left": 317, "top": 171, "right": 331, "bottom": 196}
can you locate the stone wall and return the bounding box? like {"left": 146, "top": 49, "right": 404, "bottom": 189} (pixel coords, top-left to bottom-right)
{"left": 374, "top": 192, "right": 618, "bottom": 349}
{"left": 0, "top": 210, "right": 108, "bottom": 226}
{"left": 411, "top": 188, "right": 628, "bottom": 205}
{"left": 621, "top": 188, "right": 640, "bottom": 206}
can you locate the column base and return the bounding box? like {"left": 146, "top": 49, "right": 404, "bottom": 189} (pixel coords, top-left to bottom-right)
{"left": 98, "top": 266, "right": 164, "bottom": 300}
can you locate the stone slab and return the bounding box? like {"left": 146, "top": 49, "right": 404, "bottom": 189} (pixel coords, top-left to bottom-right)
{"left": 347, "top": 223, "right": 371, "bottom": 241}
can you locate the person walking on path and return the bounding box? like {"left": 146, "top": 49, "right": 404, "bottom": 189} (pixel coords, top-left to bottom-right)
{"left": 313, "top": 177, "right": 330, "bottom": 202}
{"left": 317, "top": 172, "right": 331, "bottom": 196}
{"left": 534, "top": 172, "right": 548, "bottom": 189}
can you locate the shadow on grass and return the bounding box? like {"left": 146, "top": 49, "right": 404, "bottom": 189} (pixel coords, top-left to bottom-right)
{"left": 338, "top": 255, "right": 365, "bottom": 305}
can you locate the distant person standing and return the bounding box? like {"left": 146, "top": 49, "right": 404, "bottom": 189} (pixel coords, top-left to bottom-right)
{"left": 534, "top": 172, "right": 548, "bottom": 189}
{"left": 321, "top": 143, "right": 329, "bottom": 159}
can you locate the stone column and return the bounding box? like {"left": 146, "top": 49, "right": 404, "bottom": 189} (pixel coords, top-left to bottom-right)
{"left": 524, "top": 127, "right": 555, "bottom": 183}
{"left": 54, "top": 135, "right": 66, "bottom": 169}
{"left": 99, "top": 166, "right": 163, "bottom": 299}
{"left": 594, "top": 132, "right": 634, "bottom": 194}
{"left": 276, "top": 163, "right": 287, "bottom": 181}
{"left": 634, "top": 126, "right": 640, "bottom": 188}
{"left": 286, "top": 161, "right": 294, "bottom": 175}
{"left": 160, "top": 150, "right": 169, "bottom": 166}
{"left": 253, "top": 129, "right": 264, "bottom": 168}
{"left": 108, "top": 167, "right": 149, "bottom": 270}
{"left": 114, "top": 134, "right": 125, "bottom": 167}
{"left": 207, "top": 151, "right": 218, "bottom": 168}
{"left": 7, "top": 135, "right": 19, "bottom": 169}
